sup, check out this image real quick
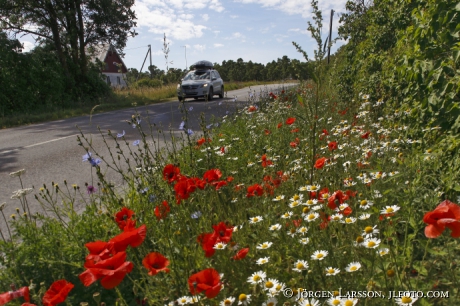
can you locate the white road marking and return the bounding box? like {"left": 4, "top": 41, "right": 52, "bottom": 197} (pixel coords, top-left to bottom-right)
{"left": 0, "top": 134, "right": 78, "bottom": 154}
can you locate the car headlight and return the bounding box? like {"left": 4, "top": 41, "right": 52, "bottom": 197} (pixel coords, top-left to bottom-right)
{"left": 177, "top": 84, "right": 181, "bottom": 89}
{"left": 201, "top": 83, "right": 208, "bottom": 88}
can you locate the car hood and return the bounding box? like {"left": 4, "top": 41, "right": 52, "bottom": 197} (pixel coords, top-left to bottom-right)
{"left": 180, "top": 80, "right": 210, "bottom": 86}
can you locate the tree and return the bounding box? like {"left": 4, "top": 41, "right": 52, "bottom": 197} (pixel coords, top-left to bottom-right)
{"left": 0, "top": 0, "right": 137, "bottom": 85}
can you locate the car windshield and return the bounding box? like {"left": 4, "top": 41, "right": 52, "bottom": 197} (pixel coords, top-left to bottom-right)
{"left": 183, "top": 70, "right": 210, "bottom": 81}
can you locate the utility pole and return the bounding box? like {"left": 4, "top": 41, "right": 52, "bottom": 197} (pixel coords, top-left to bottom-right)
{"left": 148, "top": 44, "right": 152, "bottom": 79}
{"left": 327, "top": 9, "right": 334, "bottom": 64}
{"left": 181, "top": 45, "right": 187, "bottom": 70}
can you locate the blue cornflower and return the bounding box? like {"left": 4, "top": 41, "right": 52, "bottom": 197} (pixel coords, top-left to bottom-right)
{"left": 82, "top": 152, "right": 92, "bottom": 162}
{"left": 133, "top": 140, "right": 140, "bottom": 146}
{"left": 117, "top": 130, "right": 125, "bottom": 138}
{"left": 179, "top": 121, "right": 185, "bottom": 130}
{"left": 189, "top": 106, "right": 193, "bottom": 111}
{"left": 89, "top": 158, "right": 101, "bottom": 167}
{"left": 186, "top": 129, "right": 194, "bottom": 135}
{"left": 191, "top": 211, "right": 202, "bottom": 219}
{"left": 206, "top": 124, "right": 213, "bottom": 129}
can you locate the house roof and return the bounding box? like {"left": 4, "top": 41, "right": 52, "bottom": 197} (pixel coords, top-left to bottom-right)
{"left": 87, "top": 44, "right": 128, "bottom": 72}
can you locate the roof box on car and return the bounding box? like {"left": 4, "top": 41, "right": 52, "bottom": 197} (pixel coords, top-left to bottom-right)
{"left": 192, "top": 60, "right": 213, "bottom": 70}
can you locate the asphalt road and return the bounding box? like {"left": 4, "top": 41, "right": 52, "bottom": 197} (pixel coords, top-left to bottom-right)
{"left": 0, "top": 83, "right": 297, "bottom": 238}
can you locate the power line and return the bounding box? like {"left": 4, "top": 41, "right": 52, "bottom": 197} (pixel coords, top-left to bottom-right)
{"left": 123, "top": 45, "right": 150, "bottom": 51}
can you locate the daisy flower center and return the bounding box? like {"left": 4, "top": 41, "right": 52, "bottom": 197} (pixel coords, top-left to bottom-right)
{"left": 239, "top": 294, "right": 247, "bottom": 302}
{"left": 290, "top": 228, "right": 296, "bottom": 234}
{"left": 311, "top": 185, "right": 317, "bottom": 190}
{"left": 350, "top": 266, "right": 357, "bottom": 271}
{"left": 332, "top": 299, "right": 341, "bottom": 306}
{"left": 267, "top": 303, "right": 275, "bottom": 306}
{"left": 316, "top": 254, "right": 324, "bottom": 259}
{"left": 265, "top": 281, "right": 273, "bottom": 288}
{"left": 253, "top": 217, "right": 259, "bottom": 222}
{"left": 345, "top": 218, "right": 353, "bottom": 223}
{"left": 365, "top": 226, "right": 374, "bottom": 233}
{"left": 293, "top": 195, "right": 300, "bottom": 200}
{"left": 224, "top": 300, "right": 232, "bottom": 305}
{"left": 253, "top": 275, "right": 261, "bottom": 282}
{"left": 360, "top": 200, "right": 368, "bottom": 206}
{"left": 386, "top": 208, "right": 394, "bottom": 213}
{"left": 297, "top": 263, "right": 305, "bottom": 269}
{"left": 303, "top": 207, "right": 310, "bottom": 213}
{"left": 344, "top": 301, "right": 354, "bottom": 306}
{"left": 328, "top": 268, "right": 335, "bottom": 273}
{"left": 308, "top": 214, "right": 315, "bottom": 220}
{"left": 401, "top": 296, "right": 412, "bottom": 303}
{"left": 368, "top": 241, "right": 376, "bottom": 248}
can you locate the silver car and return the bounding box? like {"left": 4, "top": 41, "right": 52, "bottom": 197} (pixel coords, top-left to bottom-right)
{"left": 177, "top": 61, "right": 224, "bottom": 101}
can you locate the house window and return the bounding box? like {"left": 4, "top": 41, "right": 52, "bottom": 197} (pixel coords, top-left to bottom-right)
{"left": 106, "top": 75, "right": 111, "bottom": 85}
{"left": 117, "top": 76, "right": 121, "bottom": 85}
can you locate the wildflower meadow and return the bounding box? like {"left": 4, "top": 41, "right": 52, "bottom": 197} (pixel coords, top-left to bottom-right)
{"left": 1, "top": 2, "right": 460, "bottom": 306}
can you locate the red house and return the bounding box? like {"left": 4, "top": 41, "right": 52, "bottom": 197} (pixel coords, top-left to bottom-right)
{"left": 88, "top": 44, "right": 128, "bottom": 87}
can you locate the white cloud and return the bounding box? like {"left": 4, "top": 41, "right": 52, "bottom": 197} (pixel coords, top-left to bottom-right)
{"left": 214, "top": 43, "right": 224, "bottom": 47}
{"left": 230, "top": 15, "right": 239, "bottom": 19}
{"left": 226, "top": 32, "right": 245, "bottom": 40}
{"left": 193, "top": 44, "right": 206, "bottom": 51}
{"left": 20, "top": 41, "right": 35, "bottom": 52}
{"left": 135, "top": 0, "right": 226, "bottom": 40}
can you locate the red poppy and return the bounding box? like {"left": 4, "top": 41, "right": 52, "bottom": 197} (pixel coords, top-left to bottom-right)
{"left": 314, "top": 157, "right": 327, "bottom": 169}
{"left": 84, "top": 241, "right": 116, "bottom": 265}
{"left": 80, "top": 252, "right": 133, "bottom": 289}
{"left": 174, "top": 177, "right": 197, "bottom": 203}
{"left": 328, "top": 141, "right": 338, "bottom": 151}
{"left": 114, "top": 207, "right": 136, "bottom": 230}
{"left": 328, "top": 190, "right": 349, "bottom": 210}
{"left": 338, "top": 108, "right": 348, "bottom": 115}
{"left": 188, "top": 268, "right": 222, "bottom": 299}
{"left": 0, "top": 286, "right": 30, "bottom": 305}
{"left": 163, "top": 164, "right": 181, "bottom": 183}
{"left": 277, "top": 122, "right": 283, "bottom": 129}
{"left": 197, "top": 232, "right": 218, "bottom": 257}
{"left": 109, "top": 224, "right": 147, "bottom": 252}
{"left": 192, "top": 177, "right": 207, "bottom": 190}
{"left": 42, "top": 280, "right": 74, "bottom": 306}
{"left": 21, "top": 304, "right": 37, "bottom": 306}
{"left": 261, "top": 154, "right": 273, "bottom": 168}
{"left": 212, "top": 222, "right": 233, "bottom": 243}
{"left": 212, "top": 180, "right": 228, "bottom": 190}
{"left": 290, "top": 141, "right": 297, "bottom": 148}
{"left": 142, "top": 252, "right": 170, "bottom": 276}
{"left": 341, "top": 206, "right": 353, "bottom": 216}
{"left": 232, "top": 247, "right": 249, "bottom": 260}
{"left": 197, "top": 138, "right": 206, "bottom": 146}
{"left": 285, "top": 117, "right": 296, "bottom": 125}
{"left": 424, "top": 200, "right": 460, "bottom": 238}
{"left": 361, "top": 131, "right": 371, "bottom": 139}
{"left": 248, "top": 105, "right": 257, "bottom": 112}
{"left": 203, "top": 169, "right": 222, "bottom": 183}
{"left": 155, "top": 201, "right": 170, "bottom": 220}
{"left": 291, "top": 128, "right": 299, "bottom": 133}
{"left": 264, "top": 129, "right": 271, "bottom": 135}
{"left": 322, "top": 129, "right": 329, "bottom": 135}
{"left": 345, "top": 190, "right": 357, "bottom": 198}
{"left": 292, "top": 219, "right": 302, "bottom": 227}
{"left": 247, "top": 184, "right": 264, "bottom": 197}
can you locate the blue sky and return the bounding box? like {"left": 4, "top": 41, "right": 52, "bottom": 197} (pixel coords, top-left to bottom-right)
{"left": 20, "top": 0, "right": 349, "bottom": 72}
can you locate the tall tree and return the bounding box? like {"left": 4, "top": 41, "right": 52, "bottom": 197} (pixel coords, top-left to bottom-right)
{"left": 0, "top": 0, "right": 137, "bottom": 83}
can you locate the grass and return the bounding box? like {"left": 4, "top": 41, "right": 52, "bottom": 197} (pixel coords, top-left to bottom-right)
{"left": 0, "top": 80, "right": 296, "bottom": 130}
{"left": 1, "top": 80, "right": 459, "bottom": 306}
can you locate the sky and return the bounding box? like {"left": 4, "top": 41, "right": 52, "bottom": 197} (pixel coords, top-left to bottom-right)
{"left": 19, "top": 0, "right": 349, "bottom": 72}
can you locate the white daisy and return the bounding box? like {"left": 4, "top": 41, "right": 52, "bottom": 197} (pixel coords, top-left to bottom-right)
{"left": 359, "top": 213, "right": 371, "bottom": 220}
{"left": 299, "top": 237, "right": 310, "bottom": 245}
{"left": 380, "top": 205, "right": 400, "bottom": 215}
{"left": 326, "top": 296, "right": 342, "bottom": 306}
{"left": 364, "top": 238, "right": 381, "bottom": 249}
{"left": 330, "top": 213, "right": 343, "bottom": 222}
{"left": 273, "top": 195, "right": 285, "bottom": 201}
{"left": 281, "top": 211, "right": 294, "bottom": 219}
{"left": 325, "top": 267, "right": 340, "bottom": 276}
{"left": 262, "top": 297, "right": 278, "bottom": 306}
{"left": 362, "top": 225, "right": 379, "bottom": 238}
{"left": 263, "top": 278, "right": 279, "bottom": 291}
{"left": 395, "top": 294, "right": 418, "bottom": 306}
{"left": 341, "top": 297, "right": 359, "bottom": 305}
{"left": 306, "top": 184, "right": 320, "bottom": 192}
{"left": 289, "top": 200, "right": 302, "bottom": 208}
{"left": 238, "top": 293, "right": 252, "bottom": 305}
{"left": 249, "top": 216, "right": 263, "bottom": 223}
{"left": 304, "top": 199, "right": 318, "bottom": 206}
{"left": 214, "top": 242, "right": 227, "bottom": 250}
{"left": 269, "top": 224, "right": 282, "bottom": 231}
{"left": 290, "top": 194, "right": 304, "bottom": 202}
{"left": 177, "top": 296, "right": 191, "bottom": 305}
{"left": 345, "top": 262, "right": 362, "bottom": 272}
{"left": 220, "top": 297, "right": 235, "bottom": 306}
{"left": 377, "top": 248, "right": 390, "bottom": 256}
{"left": 293, "top": 260, "right": 309, "bottom": 272}
{"left": 341, "top": 217, "right": 357, "bottom": 224}
{"left": 247, "top": 271, "right": 266, "bottom": 284}
{"left": 359, "top": 199, "right": 373, "bottom": 209}
{"left": 257, "top": 242, "right": 273, "bottom": 250}
{"left": 304, "top": 212, "right": 319, "bottom": 222}
{"left": 297, "top": 226, "right": 309, "bottom": 235}
{"left": 256, "top": 257, "right": 270, "bottom": 265}
{"left": 311, "top": 250, "right": 328, "bottom": 260}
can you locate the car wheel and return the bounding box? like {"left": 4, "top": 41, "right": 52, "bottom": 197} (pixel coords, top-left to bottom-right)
{"left": 208, "top": 87, "right": 213, "bottom": 101}
{"left": 178, "top": 96, "right": 183, "bottom": 102}
{"left": 218, "top": 85, "right": 224, "bottom": 98}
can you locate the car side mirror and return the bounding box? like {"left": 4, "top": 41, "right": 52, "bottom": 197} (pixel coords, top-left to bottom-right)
{"left": 212, "top": 77, "right": 216, "bottom": 81}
